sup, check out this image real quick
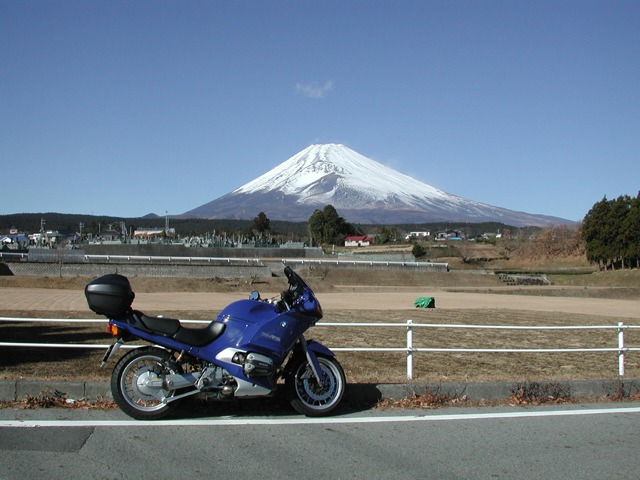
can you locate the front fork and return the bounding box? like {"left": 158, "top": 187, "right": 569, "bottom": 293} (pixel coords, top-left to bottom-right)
{"left": 299, "top": 335, "right": 328, "bottom": 387}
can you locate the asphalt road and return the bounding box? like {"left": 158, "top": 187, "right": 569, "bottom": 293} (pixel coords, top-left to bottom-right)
{"left": 1, "top": 404, "right": 639, "bottom": 479}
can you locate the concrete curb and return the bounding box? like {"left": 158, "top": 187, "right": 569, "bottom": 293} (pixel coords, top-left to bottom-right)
{"left": 347, "top": 379, "right": 640, "bottom": 404}
{"left": 0, "top": 380, "right": 113, "bottom": 403}
{"left": 2, "top": 379, "right": 639, "bottom": 404}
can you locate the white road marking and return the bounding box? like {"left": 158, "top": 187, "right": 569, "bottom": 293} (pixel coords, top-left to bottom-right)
{"left": 1, "top": 406, "right": 640, "bottom": 428}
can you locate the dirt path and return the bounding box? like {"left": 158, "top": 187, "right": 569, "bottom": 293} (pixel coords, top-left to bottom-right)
{"left": 2, "top": 287, "right": 639, "bottom": 319}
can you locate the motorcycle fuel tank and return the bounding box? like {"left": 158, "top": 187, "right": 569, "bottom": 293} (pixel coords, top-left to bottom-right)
{"left": 216, "top": 299, "right": 311, "bottom": 359}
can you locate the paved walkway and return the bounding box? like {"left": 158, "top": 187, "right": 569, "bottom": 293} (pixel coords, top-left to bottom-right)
{"left": 1, "top": 287, "right": 639, "bottom": 319}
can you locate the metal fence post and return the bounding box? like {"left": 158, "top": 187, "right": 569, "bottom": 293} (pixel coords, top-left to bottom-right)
{"left": 618, "top": 321, "right": 625, "bottom": 376}
{"left": 407, "top": 319, "right": 413, "bottom": 380}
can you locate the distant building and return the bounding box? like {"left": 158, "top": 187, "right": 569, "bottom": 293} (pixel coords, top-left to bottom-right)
{"left": 27, "top": 230, "right": 65, "bottom": 247}
{"left": 1, "top": 232, "right": 28, "bottom": 250}
{"left": 405, "top": 231, "right": 430, "bottom": 240}
{"left": 344, "top": 235, "right": 374, "bottom": 247}
{"left": 133, "top": 227, "right": 176, "bottom": 239}
{"left": 435, "top": 230, "right": 462, "bottom": 241}
{"left": 97, "top": 229, "right": 122, "bottom": 242}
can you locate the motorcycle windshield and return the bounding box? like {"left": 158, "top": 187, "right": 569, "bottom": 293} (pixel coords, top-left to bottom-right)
{"left": 296, "top": 289, "right": 323, "bottom": 319}
{"left": 287, "top": 267, "right": 323, "bottom": 319}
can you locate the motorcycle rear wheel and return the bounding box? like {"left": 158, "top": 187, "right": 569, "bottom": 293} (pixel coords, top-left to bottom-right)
{"left": 286, "top": 354, "right": 345, "bottom": 417}
{"left": 111, "top": 346, "right": 182, "bottom": 420}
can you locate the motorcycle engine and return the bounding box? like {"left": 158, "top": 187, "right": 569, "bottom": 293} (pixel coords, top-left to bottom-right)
{"left": 243, "top": 352, "right": 275, "bottom": 377}
{"left": 196, "top": 364, "right": 237, "bottom": 398}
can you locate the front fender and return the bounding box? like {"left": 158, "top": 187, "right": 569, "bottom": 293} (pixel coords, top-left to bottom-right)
{"left": 306, "top": 339, "right": 335, "bottom": 357}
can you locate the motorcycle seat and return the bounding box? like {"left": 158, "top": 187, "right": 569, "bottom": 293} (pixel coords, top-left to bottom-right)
{"left": 173, "top": 321, "right": 226, "bottom": 347}
{"left": 131, "top": 311, "right": 226, "bottom": 347}
{"left": 134, "top": 312, "right": 181, "bottom": 336}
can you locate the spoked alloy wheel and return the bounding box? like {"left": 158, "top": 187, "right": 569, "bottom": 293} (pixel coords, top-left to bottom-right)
{"left": 286, "top": 354, "right": 345, "bottom": 417}
{"left": 111, "top": 346, "right": 182, "bottom": 420}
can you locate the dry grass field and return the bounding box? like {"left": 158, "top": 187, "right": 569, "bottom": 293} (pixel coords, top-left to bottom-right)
{"left": 1, "top": 266, "right": 640, "bottom": 385}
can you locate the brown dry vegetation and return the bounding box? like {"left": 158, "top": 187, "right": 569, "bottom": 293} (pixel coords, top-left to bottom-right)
{"left": 2, "top": 265, "right": 640, "bottom": 385}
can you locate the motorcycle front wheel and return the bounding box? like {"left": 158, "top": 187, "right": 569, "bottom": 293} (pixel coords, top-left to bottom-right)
{"left": 111, "top": 346, "right": 182, "bottom": 420}
{"left": 285, "top": 354, "right": 345, "bottom": 417}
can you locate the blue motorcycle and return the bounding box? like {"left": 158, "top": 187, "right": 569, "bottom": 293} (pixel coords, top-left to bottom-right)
{"left": 85, "top": 266, "right": 345, "bottom": 420}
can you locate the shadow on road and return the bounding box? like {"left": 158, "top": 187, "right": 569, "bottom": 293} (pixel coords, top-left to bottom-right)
{"left": 163, "top": 383, "right": 382, "bottom": 419}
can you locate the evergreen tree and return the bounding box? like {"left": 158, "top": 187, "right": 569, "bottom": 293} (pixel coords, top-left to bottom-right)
{"left": 375, "top": 226, "right": 395, "bottom": 244}
{"left": 308, "top": 209, "right": 325, "bottom": 246}
{"left": 307, "top": 205, "right": 355, "bottom": 245}
{"left": 412, "top": 242, "right": 427, "bottom": 259}
{"left": 582, "top": 196, "right": 610, "bottom": 269}
{"left": 610, "top": 195, "right": 632, "bottom": 269}
{"left": 622, "top": 195, "right": 640, "bottom": 268}
{"left": 582, "top": 194, "right": 640, "bottom": 270}
{"left": 252, "top": 212, "right": 271, "bottom": 237}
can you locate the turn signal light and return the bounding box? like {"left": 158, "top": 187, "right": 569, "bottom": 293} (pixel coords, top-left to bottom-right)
{"left": 107, "top": 324, "right": 119, "bottom": 336}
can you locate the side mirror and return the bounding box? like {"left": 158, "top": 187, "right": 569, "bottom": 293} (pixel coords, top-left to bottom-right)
{"left": 249, "top": 290, "right": 261, "bottom": 301}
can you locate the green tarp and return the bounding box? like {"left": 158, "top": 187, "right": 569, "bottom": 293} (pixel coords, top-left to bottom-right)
{"left": 414, "top": 297, "right": 435, "bottom": 308}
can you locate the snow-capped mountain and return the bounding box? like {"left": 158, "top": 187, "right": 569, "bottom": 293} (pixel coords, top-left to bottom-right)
{"left": 183, "top": 144, "right": 570, "bottom": 226}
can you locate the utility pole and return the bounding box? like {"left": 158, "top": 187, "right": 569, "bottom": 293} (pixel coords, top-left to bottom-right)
{"left": 39, "top": 217, "right": 46, "bottom": 247}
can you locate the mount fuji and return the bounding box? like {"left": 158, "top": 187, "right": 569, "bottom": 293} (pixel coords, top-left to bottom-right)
{"left": 183, "top": 144, "right": 570, "bottom": 227}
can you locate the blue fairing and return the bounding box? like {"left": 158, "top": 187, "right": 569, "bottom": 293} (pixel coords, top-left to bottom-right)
{"left": 216, "top": 299, "right": 316, "bottom": 361}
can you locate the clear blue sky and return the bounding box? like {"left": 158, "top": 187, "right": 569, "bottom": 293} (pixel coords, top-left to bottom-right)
{"left": 2, "top": 0, "right": 638, "bottom": 223}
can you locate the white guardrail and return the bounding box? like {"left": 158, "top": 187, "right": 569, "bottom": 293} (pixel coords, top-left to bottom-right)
{"left": 2, "top": 317, "right": 640, "bottom": 379}
{"left": 281, "top": 258, "right": 449, "bottom": 268}
{"left": 0, "top": 252, "right": 447, "bottom": 269}
{"left": 0, "top": 252, "right": 28, "bottom": 259}
{"left": 83, "top": 255, "right": 263, "bottom": 263}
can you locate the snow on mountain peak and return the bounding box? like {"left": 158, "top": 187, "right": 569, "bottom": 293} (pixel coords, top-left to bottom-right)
{"left": 183, "top": 143, "right": 573, "bottom": 226}
{"left": 234, "top": 143, "right": 453, "bottom": 208}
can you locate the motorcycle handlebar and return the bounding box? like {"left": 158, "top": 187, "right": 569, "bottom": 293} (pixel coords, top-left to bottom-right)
{"left": 279, "top": 267, "right": 320, "bottom": 316}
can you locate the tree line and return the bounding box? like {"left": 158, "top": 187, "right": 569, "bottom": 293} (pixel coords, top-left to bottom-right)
{"left": 2, "top": 208, "right": 548, "bottom": 251}
{"left": 582, "top": 194, "right": 640, "bottom": 270}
